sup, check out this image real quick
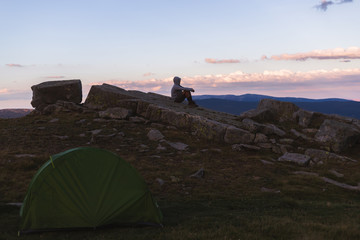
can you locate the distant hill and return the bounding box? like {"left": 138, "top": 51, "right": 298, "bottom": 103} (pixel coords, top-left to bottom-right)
{"left": 0, "top": 109, "right": 33, "bottom": 118}
{"left": 194, "top": 93, "right": 352, "bottom": 103}
{"left": 194, "top": 94, "right": 360, "bottom": 119}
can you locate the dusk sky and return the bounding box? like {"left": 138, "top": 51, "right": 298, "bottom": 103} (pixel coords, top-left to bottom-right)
{"left": 1, "top": 0, "right": 360, "bottom": 108}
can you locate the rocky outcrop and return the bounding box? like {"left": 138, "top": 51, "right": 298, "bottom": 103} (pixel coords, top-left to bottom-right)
{"left": 315, "top": 119, "right": 360, "bottom": 153}
{"left": 240, "top": 98, "right": 299, "bottom": 122}
{"left": 30, "top": 80, "right": 360, "bottom": 164}
{"left": 31, "top": 80, "right": 82, "bottom": 110}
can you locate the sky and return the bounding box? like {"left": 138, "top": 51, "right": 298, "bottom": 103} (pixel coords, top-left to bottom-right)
{"left": 1, "top": 0, "right": 360, "bottom": 108}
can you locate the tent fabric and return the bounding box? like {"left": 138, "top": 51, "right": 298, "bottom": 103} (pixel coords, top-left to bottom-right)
{"left": 19, "top": 147, "right": 162, "bottom": 232}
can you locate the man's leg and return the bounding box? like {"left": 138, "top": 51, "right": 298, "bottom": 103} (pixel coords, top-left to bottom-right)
{"left": 183, "top": 91, "right": 197, "bottom": 106}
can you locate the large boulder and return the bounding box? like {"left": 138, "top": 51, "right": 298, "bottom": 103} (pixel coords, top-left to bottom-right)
{"left": 31, "top": 80, "right": 82, "bottom": 110}
{"left": 257, "top": 99, "right": 300, "bottom": 122}
{"left": 315, "top": 119, "right": 360, "bottom": 153}
{"left": 84, "top": 84, "right": 137, "bottom": 110}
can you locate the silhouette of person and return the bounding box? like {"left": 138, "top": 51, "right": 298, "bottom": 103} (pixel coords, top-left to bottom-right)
{"left": 171, "top": 76, "right": 198, "bottom": 107}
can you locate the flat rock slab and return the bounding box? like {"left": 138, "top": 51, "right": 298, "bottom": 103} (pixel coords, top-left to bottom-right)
{"left": 277, "top": 152, "right": 311, "bottom": 166}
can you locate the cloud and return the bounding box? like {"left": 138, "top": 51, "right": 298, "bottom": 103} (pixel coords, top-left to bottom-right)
{"left": 6, "top": 63, "right": 25, "bottom": 67}
{"left": 45, "top": 76, "right": 66, "bottom": 79}
{"left": 143, "top": 72, "right": 156, "bottom": 77}
{"left": 315, "top": 0, "right": 353, "bottom": 11}
{"left": 205, "top": 58, "right": 240, "bottom": 64}
{"left": 263, "top": 47, "right": 360, "bottom": 61}
{"left": 89, "top": 68, "right": 360, "bottom": 99}
{"left": 0, "top": 88, "right": 9, "bottom": 94}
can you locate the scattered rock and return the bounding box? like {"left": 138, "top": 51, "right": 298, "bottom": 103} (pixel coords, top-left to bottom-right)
{"left": 165, "top": 141, "right": 188, "bottom": 151}
{"left": 305, "top": 148, "right": 357, "bottom": 164}
{"left": 90, "top": 129, "right": 102, "bottom": 135}
{"left": 190, "top": 168, "right": 205, "bottom": 178}
{"left": 232, "top": 144, "right": 261, "bottom": 151}
{"left": 328, "top": 169, "right": 344, "bottom": 178}
{"left": 170, "top": 176, "right": 180, "bottom": 182}
{"left": 279, "top": 138, "right": 294, "bottom": 145}
{"left": 277, "top": 152, "right": 311, "bottom": 166}
{"left": 156, "top": 144, "right": 167, "bottom": 151}
{"left": 156, "top": 178, "right": 165, "bottom": 186}
{"left": 99, "top": 107, "right": 133, "bottom": 119}
{"left": 53, "top": 135, "right": 69, "bottom": 140}
{"left": 261, "top": 187, "right": 280, "bottom": 193}
{"left": 254, "top": 133, "right": 268, "bottom": 143}
{"left": 322, "top": 177, "right": 360, "bottom": 191}
{"left": 293, "top": 171, "right": 319, "bottom": 177}
{"left": 49, "top": 118, "right": 59, "bottom": 123}
{"left": 15, "top": 154, "right": 36, "bottom": 158}
{"left": 147, "top": 129, "right": 165, "bottom": 141}
{"left": 224, "top": 126, "right": 255, "bottom": 144}
{"left": 129, "top": 116, "right": 146, "bottom": 123}
{"left": 260, "top": 159, "right": 274, "bottom": 165}
{"left": 290, "top": 129, "right": 309, "bottom": 140}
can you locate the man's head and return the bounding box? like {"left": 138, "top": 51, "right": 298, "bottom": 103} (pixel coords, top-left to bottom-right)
{"left": 173, "top": 76, "right": 181, "bottom": 85}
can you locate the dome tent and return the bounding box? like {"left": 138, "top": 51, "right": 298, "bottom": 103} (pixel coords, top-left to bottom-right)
{"left": 19, "top": 147, "right": 162, "bottom": 233}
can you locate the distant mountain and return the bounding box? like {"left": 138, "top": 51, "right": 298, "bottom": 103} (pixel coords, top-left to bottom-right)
{"left": 0, "top": 109, "right": 33, "bottom": 118}
{"left": 194, "top": 94, "right": 360, "bottom": 119}
{"left": 194, "top": 93, "right": 352, "bottom": 103}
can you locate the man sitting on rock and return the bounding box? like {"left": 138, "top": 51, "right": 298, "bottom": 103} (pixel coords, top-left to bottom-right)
{"left": 171, "top": 76, "right": 198, "bottom": 107}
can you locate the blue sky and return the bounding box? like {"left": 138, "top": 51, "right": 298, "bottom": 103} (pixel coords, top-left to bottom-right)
{"left": 1, "top": 0, "right": 360, "bottom": 108}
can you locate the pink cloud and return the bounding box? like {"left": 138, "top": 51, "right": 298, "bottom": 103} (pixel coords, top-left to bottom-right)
{"left": 89, "top": 68, "right": 360, "bottom": 100}
{"left": 6, "top": 63, "right": 24, "bottom": 67}
{"left": 0, "top": 88, "right": 9, "bottom": 94}
{"left": 205, "top": 58, "right": 240, "bottom": 64}
{"left": 263, "top": 47, "right": 360, "bottom": 61}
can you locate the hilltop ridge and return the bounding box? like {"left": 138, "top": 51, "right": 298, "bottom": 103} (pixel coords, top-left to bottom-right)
{"left": 2, "top": 80, "right": 360, "bottom": 239}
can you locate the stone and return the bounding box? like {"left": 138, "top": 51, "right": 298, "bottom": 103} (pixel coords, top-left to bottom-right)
{"left": 129, "top": 116, "right": 146, "bottom": 123}
{"left": 277, "top": 152, "right": 311, "bottom": 166}
{"left": 99, "top": 107, "right": 133, "bottom": 119}
{"left": 262, "top": 124, "right": 286, "bottom": 137}
{"left": 165, "top": 141, "right": 188, "bottom": 151}
{"left": 293, "top": 109, "right": 325, "bottom": 128}
{"left": 191, "top": 116, "right": 229, "bottom": 141}
{"left": 224, "top": 126, "right": 255, "bottom": 144}
{"left": 329, "top": 169, "right": 344, "bottom": 178}
{"left": 239, "top": 108, "right": 275, "bottom": 123}
{"left": 260, "top": 160, "right": 274, "bottom": 165}
{"left": 254, "top": 133, "right": 268, "bottom": 143}
{"left": 31, "top": 80, "right": 82, "bottom": 110}
{"left": 232, "top": 144, "right": 261, "bottom": 151}
{"left": 147, "top": 129, "right": 165, "bottom": 141}
{"left": 304, "top": 148, "right": 357, "bottom": 164}
{"left": 315, "top": 119, "right": 360, "bottom": 153}
{"left": 84, "top": 84, "right": 137, "bottom": 110}
{"left": 156, "top": 144, "right": 167, "bottom": 151}
{"left": 190, "top": 168, "right": 205, "bottom": 178}
{"left": 279, "top": 138, "right": 294, "bottom": 145}
{"left": 170, "top": 176, "right": 180, "bottom": 182}
{"left": 261, "top": 187, "right": 280, "bottom": 193}
{"left": 322, "top": 177, "right": 360, "bottom": 191}
{"left": 290, "top": 129, "right": 309, "bottom": 140}
{"left": 156, "top": 178, "right": 165, "bottom": 186}
{"left": 257, "top": 99, "right": 299, "bottom": 122}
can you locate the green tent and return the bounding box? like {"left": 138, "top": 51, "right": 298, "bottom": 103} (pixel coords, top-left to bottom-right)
{"left": 20, "top": 147, "right": 162, "bottom": 233}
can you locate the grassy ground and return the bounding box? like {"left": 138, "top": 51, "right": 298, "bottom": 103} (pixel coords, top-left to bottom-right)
{"left": 1, "top": 111, "right": 360, "bottom": 240}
